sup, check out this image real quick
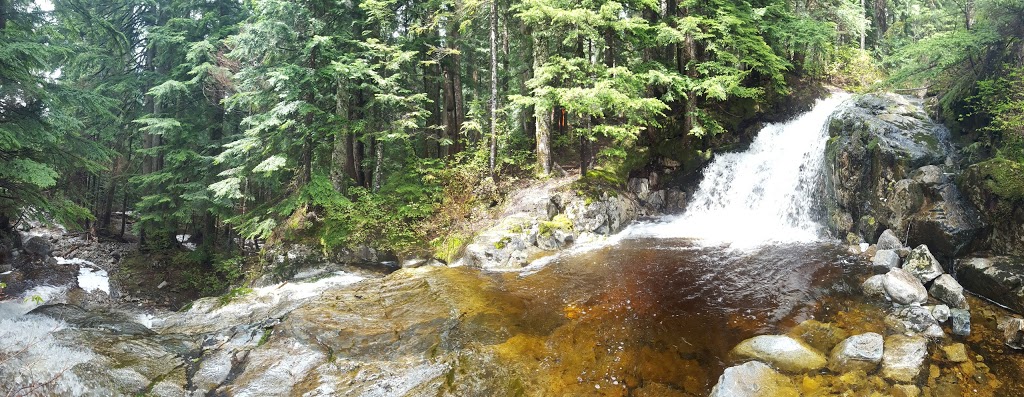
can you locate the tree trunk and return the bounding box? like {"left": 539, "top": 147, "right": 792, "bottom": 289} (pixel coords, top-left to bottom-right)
{"left": 451, "top": 27, "right": 466, "bottom": 154}
{"left": 860, "top": 0, "right": 867, "bottom": 49}
{"left": 489, "top": 0, "right": 499, "bottom": 177}
{"left": 533, "top": 35, "right": 551, "bottom": 175}
{"left": 683, "top": 28, "right": 697, "bottom": 136}
{"left": 372, "top": 138, "right": 384, "bottom": 192}
{"left": 330, "top": 79, "right": 350, "bottom": 192}
{"left": 424, "top": 57, "right": 442, "bottom": 159}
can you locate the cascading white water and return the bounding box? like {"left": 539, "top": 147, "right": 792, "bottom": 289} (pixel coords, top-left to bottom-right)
{"left": 633, "top": 92, "right": 851, "bottom": 248}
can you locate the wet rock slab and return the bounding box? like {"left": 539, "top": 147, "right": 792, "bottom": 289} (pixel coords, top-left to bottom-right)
{"left": 730, "top": 335, "right": 827, "bottom": 373}
{"left": 956, "top": 256, "right": 1024, "bottom": 314}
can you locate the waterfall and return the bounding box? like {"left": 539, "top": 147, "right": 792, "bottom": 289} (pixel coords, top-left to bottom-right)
{"left": 634, "top": 92, "right": 851, "bottom": 248}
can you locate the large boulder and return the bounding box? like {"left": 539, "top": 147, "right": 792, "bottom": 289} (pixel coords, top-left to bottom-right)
{"left": 828, "top": 333, "right": 884, "bottom": 373}
{"left": 958, "top": 158, "right": 1024, "bottom": 256}
{"left": 825, "top": 93, "right": 984, "bottom": 258}
{"left": 709, "top": 361, "right": 799, "bottom": 397}
{"left": 730, "top": 335, "right": 827, "bottom": 373}
{"left": 956, "top": 256, "right": 1024, "bottom": 314}
{"left": 882, "top": 268, "right": 928, "bottom": 305}
{"left": 881, "top": 335, "right": 928, "bottom": 383}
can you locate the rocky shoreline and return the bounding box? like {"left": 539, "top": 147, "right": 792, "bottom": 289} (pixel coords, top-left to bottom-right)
{"left": 710, "top": 231, "right": 1022, "bottom": 396}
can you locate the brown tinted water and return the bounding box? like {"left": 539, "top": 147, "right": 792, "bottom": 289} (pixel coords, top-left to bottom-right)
{"left": 478, "top": 238, "right": 870, "bottom": 395}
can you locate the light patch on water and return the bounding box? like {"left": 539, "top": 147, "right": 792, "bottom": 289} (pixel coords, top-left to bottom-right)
{"left": 358, "top": 361, "right": 450, "bottom": 397}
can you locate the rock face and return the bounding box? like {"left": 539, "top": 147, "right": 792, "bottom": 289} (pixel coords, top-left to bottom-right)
{"left": 956, "top": 257, "right": 1024, "bottom": 314}
{"left": 459, "top": 178, "right": 643, "bottom": 269}
{"left": 902, "top": 245, "right": 944, "bottom": 284}
{"left": 824, "top": 93, "right": 984, "bottom": 258}
{"left": 709, "top": 361, "right": 799, "bottom": 397}
{"left": 928, "top": 274, "right": 968, "bottom": 309}
{"left": 730, "top": 335, "right": 827, "bottom": 373}
{"left": 958, "top": 159, "right": 1024, "bottom": 257}
{"left": 882, "top": 268, "right": 928, "bottom": 305}
{"left": 828, "top": 333, "right": 884, "bottom": 373}
{"left": 882, "top": 335, "right": 928, "bottom": 383}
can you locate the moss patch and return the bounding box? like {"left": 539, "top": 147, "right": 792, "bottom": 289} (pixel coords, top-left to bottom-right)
{"left": 539, "top": 214, "right": 573, "bottom": 237}
{"left": 975, "top": 158, "right": 1024, "bottom": 201}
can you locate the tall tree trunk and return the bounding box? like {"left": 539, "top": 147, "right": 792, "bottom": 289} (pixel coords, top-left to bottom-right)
{"left": 330, "top": 79, "right": 350, "bottom": 192}
{"left": 0, "top": 0, "right": 8, "bottom": 31}
{"left": 860, "top": 0, "right": 867, "bottom": 49}
{"left": 451, "top": 25, "right": 466, "bottom": 154}
{"left": 363, "top": 137, "right": 374, "bottom": 187}
{"left": 683, "top": 26, "right": 697, "bottom": 136}
{"left": 874, "top": 0, "right": 888, "bottom": 43}
{"left": 533, "top": 35, "right": 551, "bottom": 175}
{"left": 424, "top": 55, "right": 442, "bottom": 159}
{"left": 372, "top": 138, "right": 384, "bottom": 192}
{"left": 489, "top": 0, "right": 499, "bottom": 177}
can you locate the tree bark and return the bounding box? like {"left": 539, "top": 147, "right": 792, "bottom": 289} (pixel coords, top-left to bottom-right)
{"left": 489, "top": 0, "right": 499, "bottom": 177}
{"left": 330, "top": 79, "right": 350, "bottom": 192}
{"left": 533, "top": 35, "right": 551, "bottom": 175}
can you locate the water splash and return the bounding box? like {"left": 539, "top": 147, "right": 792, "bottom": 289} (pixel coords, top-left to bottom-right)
{"left": 631, "top": 92, "right": 851, "bottom": 248}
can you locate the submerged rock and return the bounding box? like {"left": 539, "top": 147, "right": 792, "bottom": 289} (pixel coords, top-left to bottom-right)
{"left": 709, "top": 361, "right": 800, "bottom": 397}
{"left": 882, "top": 268, "right": 928, "bottom": 305}
{"left": 950, "top": 308, "right": 971, "bottom": 336}
{"left": 828, "top": 332, "right": 883, "bottom": 373}
{"left": 731, "top": 335, "right": 827, "bottom": 373}
{"left": 956, "top": 257, "right": 1024, "bottom": 314}
{"left": 928, "top": 274, "right": 968, "bottom": 309}
{"left": 789, "top": 320, "right": 849, "bottom": 353}
{"left": 903, "top": 245, "right": 944, "bottom": 284}
{"left": 882, "top": 335, "right": 928, "bottom": 383}
{"left": 941, "top": 343, "right": 969, "bottom": 363}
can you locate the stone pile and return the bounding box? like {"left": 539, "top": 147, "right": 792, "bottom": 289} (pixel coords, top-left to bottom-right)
{"left": 711, "top": 229, "right": 988, "bottom": 396}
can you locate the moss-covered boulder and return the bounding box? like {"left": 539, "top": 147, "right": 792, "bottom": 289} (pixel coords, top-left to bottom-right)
{"left": 825, "top": 93, "right": 984, "bottom": 259}
{"left": 959, "top": 158, "right": 1024, "bottom": 256}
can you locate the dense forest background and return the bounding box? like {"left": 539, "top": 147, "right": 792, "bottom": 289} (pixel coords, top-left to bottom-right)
{"left": 1, "top": 0, "right": 1022, "bottom": 287}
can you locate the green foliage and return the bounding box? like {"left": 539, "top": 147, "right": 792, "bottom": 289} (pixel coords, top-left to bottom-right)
{"left": 825, "top": 47, "right": 884, "bottom": 92}
{"left": 217, "top": 287, "right": 254, "bottom": 306}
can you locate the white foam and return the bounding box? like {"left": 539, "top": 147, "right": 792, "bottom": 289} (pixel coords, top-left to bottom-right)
{"left": 629, "top": 93, "right": 851, "bottom": 248}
